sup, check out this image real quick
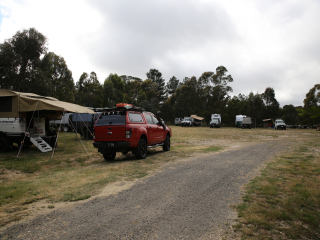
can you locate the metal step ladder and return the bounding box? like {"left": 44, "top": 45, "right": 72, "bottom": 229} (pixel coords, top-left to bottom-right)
{"left": 30, "top": 136, "right": 52, "bottom": 152}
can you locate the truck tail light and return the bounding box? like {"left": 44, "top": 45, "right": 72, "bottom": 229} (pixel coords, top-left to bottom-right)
{"left": 93, "top": 127, "right": 95, "bottom": 140}
{"left": 126, "top": 127, "right": 132, "bottom": 139}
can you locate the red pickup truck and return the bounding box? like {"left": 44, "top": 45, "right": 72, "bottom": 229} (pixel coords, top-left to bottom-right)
{"left": 93, "top": 105, "right": 172, "bottom": 161}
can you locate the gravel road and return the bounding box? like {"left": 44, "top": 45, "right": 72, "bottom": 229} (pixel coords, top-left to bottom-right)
{"left": 0, "top": 141, "right": 287, "bottom": 240}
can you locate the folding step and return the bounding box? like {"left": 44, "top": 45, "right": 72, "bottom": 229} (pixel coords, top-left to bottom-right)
{"left": 30, "top": 136, "right": 52, "bottom": 152}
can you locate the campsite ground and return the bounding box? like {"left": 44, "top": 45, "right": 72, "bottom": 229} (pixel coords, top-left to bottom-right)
{"left": 0, "top": 127, "right": 319, "bottom": 239}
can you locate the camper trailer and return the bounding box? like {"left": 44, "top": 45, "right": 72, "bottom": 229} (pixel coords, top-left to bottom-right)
{"left": 235, "top": 115, "right": 246, "bottom": 127}
{"left": 210, "top": 114, "right": 221, "bottom": 128}
{"left": 0, "top": 89, "right": 94, "bottom": 153}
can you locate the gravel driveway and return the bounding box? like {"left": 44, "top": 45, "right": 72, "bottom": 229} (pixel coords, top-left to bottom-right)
{"left": 0, "top": 141, "right": 287, "bottom": 239}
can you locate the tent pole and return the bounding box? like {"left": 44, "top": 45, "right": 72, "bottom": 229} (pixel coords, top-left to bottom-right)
{"left": 16, "top": 100, "right": 39, "bottom": 159}
{"left": 64, "top": 109, "right": 65, "bottom": 153}
{"left": 37, "top": 110, "right": 39, "bottom": 154}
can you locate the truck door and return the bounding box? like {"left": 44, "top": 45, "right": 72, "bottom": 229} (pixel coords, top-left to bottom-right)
{"left": 151, "top": 115, "right": 165, "bottom": 144}
{"left": 144, "top": 114, "right": 156, "bottom": 145}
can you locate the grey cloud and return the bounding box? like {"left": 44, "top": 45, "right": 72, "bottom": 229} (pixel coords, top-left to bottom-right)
{"left": 86, "top": 0, "right": 238, "bottom": 80}
{"left": 83, "top": 0, "right": 319, "bottom": 107}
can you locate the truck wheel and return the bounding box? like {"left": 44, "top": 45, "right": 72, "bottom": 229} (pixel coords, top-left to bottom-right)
{"left": 163, "top": 135, "right": 170, "bottom": 151}
{"left": 103, "top": 152, "right": 116, "bottom": 161}
{"left": 63, "top": 126, "right": 69, "bottom": 132}
{"left": 136, "top": 138, "right": 147, "bottom": 159}
{"left": 0, "top": 136, "right": 9, "bottom": 153}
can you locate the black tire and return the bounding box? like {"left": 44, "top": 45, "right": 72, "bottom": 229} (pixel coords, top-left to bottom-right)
{"left": 0, "top": 136, "right": 9, "bottom": 153}
{"left": 163, "top": 135, "right": 170, "bottom": 151}
{"left": 135, "top": 138, "right": 147, "bottom": 159}
{"left": 103, "top": 152, "right": 116, "bottom": 161}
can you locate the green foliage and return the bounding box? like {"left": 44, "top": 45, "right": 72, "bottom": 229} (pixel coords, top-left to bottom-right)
{"left": 282, "top": 104, "right": 299, "bottom": 125}
{"left": 75, "top": 72, "right": 103, "bottom": 107}
{"left": 146, "top": 69, "right": 166, "bottom": 102}
{"left": 166, "top": 76, "right": 180, "bottom": 95}
{"left": 40, "top": 52, "right": 75, "bottom": 102}
{"left": 160, "top": 99, "right": 175, "bottom": 123}
{"left": 0, "top": 28, "right": 48, "bottom": 92}
{"left": 262, "top": 87, "right": 280, "bottom": 119}
{"left": 304, "top": 84, "right": 320, "bottom": 108}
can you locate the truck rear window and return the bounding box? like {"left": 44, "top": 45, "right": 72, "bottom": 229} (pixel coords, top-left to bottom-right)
{"left": 95, "top": 114, "right": 126, "bottom": 126}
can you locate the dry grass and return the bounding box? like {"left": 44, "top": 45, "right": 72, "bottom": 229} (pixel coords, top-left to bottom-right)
{"left": 0, "top": 126, "right": 318, "bottom": 229}
{"left": 234, "top": 132, "right": 320, "bottom": 239}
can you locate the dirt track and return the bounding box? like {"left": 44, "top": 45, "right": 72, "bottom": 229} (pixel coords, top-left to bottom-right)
{"left": 0, "top": 140, "right": 288, "bottom": 239}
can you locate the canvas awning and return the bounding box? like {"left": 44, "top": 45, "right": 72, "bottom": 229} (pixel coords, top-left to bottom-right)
{"left": 0, "top": 89, "right": 94, "bottom": 118}
{"left": 191, "top": 115, "right": 204, "bottom": 121}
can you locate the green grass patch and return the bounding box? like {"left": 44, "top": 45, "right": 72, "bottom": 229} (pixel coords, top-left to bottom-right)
{"left": 204, "top": 146, "right": 222, "bottom": 152}
{"left": 235, "top": 141, "right": 320, "bottom": 239}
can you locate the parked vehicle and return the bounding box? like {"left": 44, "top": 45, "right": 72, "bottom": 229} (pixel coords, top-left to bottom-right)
{"left": 0, "top": 89, "right": 94, "bottom": 153}
{"left": 235, "top": 115, "right": 246, "bottom": 127}
{"left": 50, "top": 113, "right": 73, "bottom": 132}
{"left": 241, "top": 117, "right": 252, "bottom": 129}
{"left": 175, "top": 118, "right": 183, "bottom": 126}
{"left": 93, "top": 104, "right": 172, "bottom": 160}
{"left": 274, "top": 119, "right": 286, "bottom": 130}
{"left": 181, "top": 117, "right": 193, "bottom": 127}
{"left": 210, "top": 114, "right": 221, "bottom": 128}
{"left": 0, "top": 116, "right": 57, "bottom": 153}
{"left": 210, "top": 119, "right": 221, "bottom": 128}
{"left": 71, "top": 112, "right": 101, "bottom": 140}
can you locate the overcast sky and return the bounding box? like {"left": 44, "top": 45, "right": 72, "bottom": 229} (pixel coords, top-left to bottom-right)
{"left": 0, "top": 0, "right": 319, "bottom": 107}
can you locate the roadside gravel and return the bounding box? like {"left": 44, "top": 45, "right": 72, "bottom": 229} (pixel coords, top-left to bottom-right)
{"left": 0, "top": 140, "right": 287, "bottom": 239}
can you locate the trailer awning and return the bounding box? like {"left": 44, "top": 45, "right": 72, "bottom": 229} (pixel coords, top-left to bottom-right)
{"left": 0, "top": 89, "right": 94, "bottom": 118}
{"left": 191, "top": 115, "right": 204, "bottom": 121}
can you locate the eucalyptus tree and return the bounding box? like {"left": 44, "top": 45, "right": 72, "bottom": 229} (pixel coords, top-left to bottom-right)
{"left": 75, "top": 72, "right": 103, "bottom": 107}
{"left": 146, "top": 69, "right": 166, "bottom": 102}
{"left": 198, "top": 66, "right": 234, "bottom": 123}
{"left": 0, "top": 28, "right": 47, "bottom": 92}
{"left": 39, "top": 52, "right": 75, "bottom": 102}
{"left": 166, "top": 76, "right": 180, "bottom": 95}
{"left": 298, "top": 84, "right": 320, "bottom": 124}
{"left": 261, "top": 87, "right": 280, "bottom": 119}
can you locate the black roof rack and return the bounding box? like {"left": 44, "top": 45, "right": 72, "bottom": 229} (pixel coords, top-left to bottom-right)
{"left": 96, "top": 106, "right": 145, "bottom": 113}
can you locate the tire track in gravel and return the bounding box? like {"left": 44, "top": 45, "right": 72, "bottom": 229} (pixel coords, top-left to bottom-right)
{"left": 0, "top": 140, "right": 288, "bottom": 240}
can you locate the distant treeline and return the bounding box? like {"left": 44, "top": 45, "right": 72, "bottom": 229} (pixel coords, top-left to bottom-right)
{"left": 1, "top": 28, "right": 319, "bottom": 126}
